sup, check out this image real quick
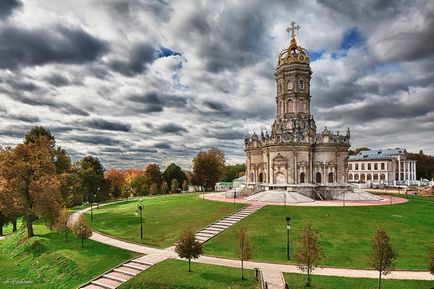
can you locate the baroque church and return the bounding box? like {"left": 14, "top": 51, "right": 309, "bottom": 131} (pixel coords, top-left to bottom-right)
{"left": 244, "top": 22, "right": 351, "bottom": 198}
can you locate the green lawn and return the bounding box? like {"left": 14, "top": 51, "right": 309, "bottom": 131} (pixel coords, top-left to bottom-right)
{"left": 86, "top": 193, "right": 245, "bottom": 248}
{"left": 204, "top": 196, "right": 434, "bottom": 270}
{"left": 119, "top": 259, "right": 259, "bottom": 289}
{"left": 284, "top": 273, "right": 434, "bottom": 289}
{"left": 0, "top": 221, "right": 139, "bottom": 289}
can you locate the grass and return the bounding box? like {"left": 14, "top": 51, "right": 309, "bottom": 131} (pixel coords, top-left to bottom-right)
{"left": 86, "top": 193, "right": 244, "bottom": 248}
{"left": 0, "top": 221, "right": 139, "bottom": 289}
{"left": 204, "top": 196, "right": 434, "bottom": 270}
{"left": 284, "top": 273, "right": 434, "bottom": 289}
{"left": 118, "top": 259, "right": 259, "bottom": 289}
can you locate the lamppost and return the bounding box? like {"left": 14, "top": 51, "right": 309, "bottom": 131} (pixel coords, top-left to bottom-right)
{"left": 90, "top": 200, "right": 93, "bottom": 221}
{"left": 96, "top": 187, "right": 100, "bottom": 209}
{"left": 286, "top": 216, "right": 291, "bottom": 260}
{"left": 233, "top": 189, "right": 236, "bottom": 204}
{"left": 203, "top": 181, "right": 207, "bottom": 200}
{"left": 284, "top": 193, "right": 287, "bottom": 207}
{"left": 137, "top": 199, "right": 144, "bottom": 239}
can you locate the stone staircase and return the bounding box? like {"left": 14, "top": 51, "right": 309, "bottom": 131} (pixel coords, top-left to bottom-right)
{"left": 193, "top": 204, "right": 265, "bottom": 244}
{"left": 80, "top": 258, "right": 153, "bottom": 289}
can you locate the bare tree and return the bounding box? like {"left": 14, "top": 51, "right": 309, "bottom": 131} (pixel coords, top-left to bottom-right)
{"left": 175, "top": 228, "right": 203, "bottom": 272}
{"left": 369, "top": 227, "right": 396, "bottom": 289}
{"left": 295, "top": 223, "right": 322, "bottom": 287}
{"left": 236, "top": 227, "right": 252, "bottom": 279}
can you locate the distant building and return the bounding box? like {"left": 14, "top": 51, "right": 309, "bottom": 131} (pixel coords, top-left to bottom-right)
{"left": 232, "top": 175, "right": 246, "bottom": 189}
{"left": 348, "top": 148, "right": 416, "bottom": 185}
{"left": 215, "top": 182, "right": 233, "bottom": 191}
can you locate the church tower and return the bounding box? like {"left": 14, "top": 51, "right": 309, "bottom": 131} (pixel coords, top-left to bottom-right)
{"left": 272, "top": 21, "right": 316, "bottom": 144}
{"left": 244, "top": 22, "right": 350, "bottom": 195}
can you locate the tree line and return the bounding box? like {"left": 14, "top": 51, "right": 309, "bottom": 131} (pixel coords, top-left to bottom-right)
{"left": 0, "top": 126, "right": 247, "bottom": 238}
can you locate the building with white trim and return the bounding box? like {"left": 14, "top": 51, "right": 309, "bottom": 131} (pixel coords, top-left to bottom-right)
{"left": 348, "top": 148, "right": 416, "bottom": 185}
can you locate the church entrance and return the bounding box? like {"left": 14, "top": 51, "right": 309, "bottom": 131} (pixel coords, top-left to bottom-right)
{"left": 258, "top": 173, "right": 264, "bottom": 183}
{"left": 300, "top": 172, "right": 305, "bottom": 183}
{"left": 275, "top": 172, "right": 286, "bottom": 184}
{"left": 315, "top": 172, "right": 322, "bottom": 183}
{"left": 328, "top": 172, "right": 334, "bottom": 183}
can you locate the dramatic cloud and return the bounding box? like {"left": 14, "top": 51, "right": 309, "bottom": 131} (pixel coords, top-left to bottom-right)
{"left": 0, "top": 0, "right": 432, "bottom": 169}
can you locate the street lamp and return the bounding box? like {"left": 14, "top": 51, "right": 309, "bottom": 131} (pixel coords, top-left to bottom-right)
{"left": 90, "top": 200, "right": 93, "bottom": 221}
{"left": 97, "top": 187, "right": 100, "bottom": 209}
{"left": 286, "top": 216, "right": 291, "bottom": 260}
{"left": 284, "top": 192, "right": 287, "bottom": 207}
{"left": 233, "top": 189, "right": 236, "bottom": 204}
{"left": 137, "top": 199, "right": 144, "bottom": 239}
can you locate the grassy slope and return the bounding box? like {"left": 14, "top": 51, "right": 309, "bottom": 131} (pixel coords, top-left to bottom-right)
{"left": 119, "top": 259, "right": 258, "bottom": 289}
{"left": 86, "top": 194, "right": 244, "bottom": 248}
{"left": 0, "top": 222, "right": 138, "bottom": 289}
{"left": 204, "top": 196, "right": 434, "bottom": 269}
{"left": 284, "top": 273, "right": 434, "bottom": 289}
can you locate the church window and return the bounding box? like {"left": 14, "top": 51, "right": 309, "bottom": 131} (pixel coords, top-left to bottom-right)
{"left": 373, "top": 174, "right": 379, "bottom": 181}
{"left": 258, "top": 173, "right": 264, "bottom": 183}
{"left": 328, "top": 172, "right": 333, "bottom": 183}
{"left": 300, "top": 172, "right": 305, "bottom": 183}
{"left": 287, "top": 81, "right": 294, "bottom": 91}
{"left": 349, "top": 174, "right": 353, "bottom": 180}
{"left": 355, "top": 174, "right": 359, "bottom": 180}
{"left": 287, "top": 99, "right": 295, "bottom": 113}
{"left": 374, "top": 163, "right": 378, "bottom": 170}
{"left": 361, "top": 174, "right": 365, "bottom": 181}
{"left": 298, "top": 79, "right": 304, "bottom": 91}
{"left": 315, "top": 172, "right": 322, "bottom": 183}
{"left": 381, "top": 163, "right": 385, "bottom": 170}
{"left": 367, "top": 174, "right": 372, "bottom": 180}
{"left": 380, "top": 174, "right": 385, "bottom": 180}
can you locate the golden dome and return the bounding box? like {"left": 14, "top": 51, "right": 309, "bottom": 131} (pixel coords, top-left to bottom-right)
{"left": 277, "top": 22, "right": 310, "bottom": 67}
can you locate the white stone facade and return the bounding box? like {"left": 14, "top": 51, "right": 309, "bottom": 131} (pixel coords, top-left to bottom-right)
{"left": 348, "top": 149, "right": 417, "bottom": 185}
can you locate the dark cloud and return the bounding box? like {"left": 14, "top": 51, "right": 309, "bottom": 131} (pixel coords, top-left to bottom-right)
{"left": 0, "top": 24, "right": 108, "bottom": 69}
{"left": 158, "top": 123, "right": 187, "bottom": 134}
{"left": 155, "top": 142, "right": 172, "bottom": 149}
{"left": 2, "top": 79, "right": 39, "bottom": 91}
{"left": 45, "top": 74, "right": 70, "bottom": 87}
{"left": 127, "top": 91, "right": 188, "bottom": 113}
{"left": 0, "top": 0, "right": 21, "bottom": 18}
{"left": 83, "top": 118, "right": 132, "bottom": 132}
{"left": 109, "top": 42, "right": 158, "bottom": 76}
{"left": 68, "top": 135, "right": 123, "bottom": 146}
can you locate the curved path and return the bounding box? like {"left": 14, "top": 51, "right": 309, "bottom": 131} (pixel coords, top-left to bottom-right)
{"left": 69, "top": 200, "right": 433, "bottom": 288}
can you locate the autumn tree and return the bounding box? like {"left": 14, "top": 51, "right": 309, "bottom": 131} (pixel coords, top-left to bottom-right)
{"left": 72, "top": 214, "right": 93, "bottom": 248}
{"left": 163, "top": 163, "right": 186, "bottom": 193}
{"left": 175, "top": 227, "right": 203, "bottom": 272}
{"left": 295, "top": 223, "right": 322, "bottom": 287}
{"left": 53, "top": 208, "right": 70, "bottom": 241}
{"left": 145, "top": 163, "right": 163, "bottom": 190}
{"left": 105, "top": 169, "right": 126, "bottom": 199}
{"left": 130, "top": 173, "right": 149, "bottom": 196}
{"left": 369, "top": 227, "right": 396, "bottom": 289}
{"left": 0, "top": 137, "right": 62, "bottom": 238}
{"left": 236, "top": 227, "right": 252, "bottom": 279}
{"left": 171, "top": 179, "right": 179, "bottom": 193}
{"left": 192, "top": 148, "right": 225, "bottom": 191}
{"left": 78, "top": 156, "right": 106, "bottom": 203}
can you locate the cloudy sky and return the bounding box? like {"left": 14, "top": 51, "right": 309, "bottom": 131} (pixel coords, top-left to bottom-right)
{"left": 0, "top": 0, "right": 433, "bottom": 169}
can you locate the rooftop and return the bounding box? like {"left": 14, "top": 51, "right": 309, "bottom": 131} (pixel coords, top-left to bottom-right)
{"left": 349, "top": 148, "right": 407, "bottom": 161}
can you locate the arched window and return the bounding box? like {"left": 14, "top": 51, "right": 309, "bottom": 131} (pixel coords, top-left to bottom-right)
{"left": 300, "top": 172, "right": 305, "bottom": 183}
{"left": 328, "top": 172, "right": 333, "bottom": 183}
{"left": 315, "top": 172, "right": 322, "bottom": 183}
{"left": 258, "top": 173, "right": 263, "bottom": 183}
{"left": 373, "top": 174, "right": 379, "bottom": 181}
{"left": 361, "top": 174, "right": 365, "bottom": 181}
{"left": 349, "top": 174, "right": 353, "bottom": 180}
{"left": 367, "top": 174, "right": 372, "bottom": 181}
{"left": 355, "top": 174, "right": 359, "bottom": 180}
{"left": 287, "top": 99, "right": 294, "bottom": 113}
{"left": 298, "top": 79, "right": 304, "bottom": 91}
{"left": 380, "top": 174, "right": 386, "bottom": 180}
{"left": 276, "top": 135, "right": 282, "bottom": 143}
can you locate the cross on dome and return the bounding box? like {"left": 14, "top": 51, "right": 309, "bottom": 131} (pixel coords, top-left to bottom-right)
{"left": 286, "top": 21, "right": 300, "bottom": 39}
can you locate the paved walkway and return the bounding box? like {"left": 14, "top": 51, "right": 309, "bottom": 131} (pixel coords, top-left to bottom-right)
{"left": 69, "top": 201, "right": 433, "bottom": 289}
